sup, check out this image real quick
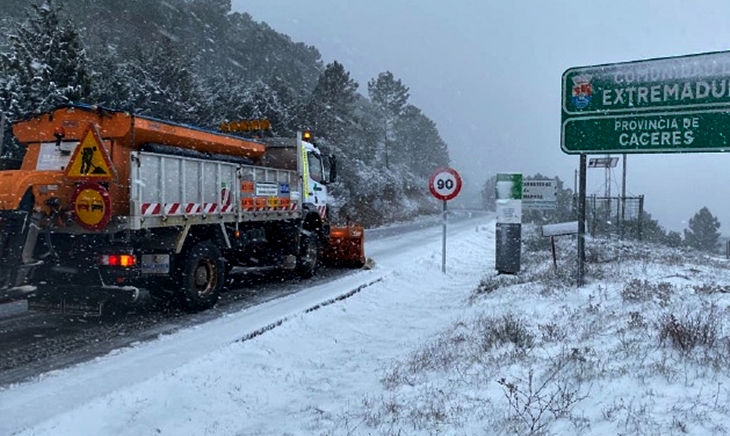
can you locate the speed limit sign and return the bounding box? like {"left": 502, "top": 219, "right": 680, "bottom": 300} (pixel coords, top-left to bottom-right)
{"left": 429, "top": 167, "right": 462, "bottom": 201}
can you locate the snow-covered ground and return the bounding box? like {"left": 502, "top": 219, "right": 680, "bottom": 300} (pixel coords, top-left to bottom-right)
{"left": 3, "top": 215, "right": 730, "bottom": 435}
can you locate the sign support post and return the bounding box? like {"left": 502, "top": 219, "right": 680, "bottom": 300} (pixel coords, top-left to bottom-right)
{"left": 441, "top": 200, "right": 447, "bottom": 273}
{"left": 621, "top": 154, "right": 627, "bottom": 238}
{"left": 429, "top": 167, "right": 462, "bottom": 274}
{"left": 577, "top": 154, "right": 586, "bottom": 286}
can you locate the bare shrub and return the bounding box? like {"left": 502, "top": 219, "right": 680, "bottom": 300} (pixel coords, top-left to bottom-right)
{"left": 614, "top": 329, "right": 645, "bottom": 360}
{"left": 381, "top": 335, "right": 460, "bottom": 390}
{"left": 473, "top": 276, "right": 503, "bottom": 296}
{"left": 527, "top": 266, "right": 576, "bottom": 292}
{"left": 657, "top": 308, "right": 720, "bottom": 354}
{"left": 406, "top": 335, "right": 460, "bottom": 373}
{"left": 406, "top": 385, "right": 465, "bottom": 430}
{"left": 556, "top": 346, "right": 601, "bottom": 383}
{"left": 584, "top": 244, "right": 603, "bottom": 264}
{"left": 538, "top": 322, "right": 567, "bottom": 343}
{"left": 383, "top": 314, "right": 534, "bottom": 391}
{"left": 497, "top": 361, "right": 589, "bottom": 435}
{"left": 646, "top": 358, "right": 680, "bottom": 383}
{"left": 601, "top": 397, "right": 625, "bottom": 422}
{"left": 672, "top": 417, "right": 688, "bottom": 433}
{"left": 693, "top": 283, "right": 730, "bottom": 295}
{"left": 360, "top": 394, "right": 402, "bottom": 429}
{"left": 471, "top": 274, "right": 522, "bottom": 300}
{"left": 627, "top": 311, "right": 647, "bottom": 330}
{"left": 358, "top": 388, "right": 465, "bottom": 433}
{"left": 476, "top": 313, "right": 534, "bottom": 353}
{"left": 522, "top": 231, "right": 554, "bottom": 253}
{"left": 621, "top": 279, "right": 673, "bottom": 306}
{"left": 660, "top": 252, "right": 687, "bottom": 266}
{"left": 381, "top": 364, "right": 416, "bottom": 391}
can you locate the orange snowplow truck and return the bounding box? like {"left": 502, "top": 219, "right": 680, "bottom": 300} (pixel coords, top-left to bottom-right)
{"left": 0, "top": 105, "right": 365, "bottom": 313}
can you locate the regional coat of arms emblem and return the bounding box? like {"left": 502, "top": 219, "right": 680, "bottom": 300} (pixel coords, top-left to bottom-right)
{"left": 571, "top": 75, "right": 592, "bottom": 109}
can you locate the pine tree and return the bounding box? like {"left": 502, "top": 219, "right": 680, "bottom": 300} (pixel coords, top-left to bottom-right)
{"left": 665, "top": 231, "right": 683, "bottom": 248}
{"left": 238, "top": 80, "right": 297, "bottom": 135}
{"left": 640, "top": 211, "right": 668, "bottom": 244}
{"left": 0, "top": 0, "right": 91, "bottom": 157}
{"left": 481, "top": 175, "right": 497, "bottom": 211}
{"left": 684, "top": 206, "right": 721, "bottom": 253}
{"left": 306, "top": 61, "right": 359, "bottom": 144}
{"left": 394, "top": 104, "right": 449, "bottom": 178}
{"left": 88, "top": 47, "right": 136, "bottom": 111}
{"left": 122, "top": 38, "right": 204, "bottom": 124}
{"left": 368, "top": 71, "right": 409, "bottom": 168}
{"left": 0, "top": 0, "right": 91, "bottom": 114}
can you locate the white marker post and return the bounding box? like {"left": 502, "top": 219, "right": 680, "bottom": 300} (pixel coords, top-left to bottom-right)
{"left": 429, "top": 167, "right": 462, "bottom": 273}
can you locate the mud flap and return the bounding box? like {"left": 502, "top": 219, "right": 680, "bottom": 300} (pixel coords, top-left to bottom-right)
{"left": 0, "top": 210, "right": 36, "bottom": 300}
{"left": 324, "top": 225, "right": 366, "bottom": 267}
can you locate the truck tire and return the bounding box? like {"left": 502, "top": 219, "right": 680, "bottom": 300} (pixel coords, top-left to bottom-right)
{"left": 297, "top": 234, "right": 321, "bottom": 279}
{"left": 178, "top": 241, "right": 225, "bottom": 312}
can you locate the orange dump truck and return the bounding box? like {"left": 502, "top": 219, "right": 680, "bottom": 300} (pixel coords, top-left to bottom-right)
{"left": 0, "top": 105, "right": 365, "bottom": 313}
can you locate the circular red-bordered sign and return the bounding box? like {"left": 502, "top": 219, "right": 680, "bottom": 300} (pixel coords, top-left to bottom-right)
{"left": 429, "top": 167, "right": 462, "bottom": 201}
{"left": 70, "top": 182, "right": 112, "bottom": 231}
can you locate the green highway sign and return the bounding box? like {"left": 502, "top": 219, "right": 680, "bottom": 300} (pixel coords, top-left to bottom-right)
{"left": 561, "top": 50, "right": 730, "bottom": 154}
{"left": 564, "top": 110, "right": 730, "bottom": 154}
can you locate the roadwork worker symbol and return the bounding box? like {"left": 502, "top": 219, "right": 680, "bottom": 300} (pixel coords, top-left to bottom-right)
{"left": 65, "top": 123, "right": 115, "bottom": 180}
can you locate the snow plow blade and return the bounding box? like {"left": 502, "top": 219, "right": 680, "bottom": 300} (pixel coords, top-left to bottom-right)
{"left": 324, "top": 225, "right": 366, "bottom": 267}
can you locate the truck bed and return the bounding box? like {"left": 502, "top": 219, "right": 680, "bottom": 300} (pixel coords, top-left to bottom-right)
{"left": 129, "top": 151, "right": 301, "bottom": 230}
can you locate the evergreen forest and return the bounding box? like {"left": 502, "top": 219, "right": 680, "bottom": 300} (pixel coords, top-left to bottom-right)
{"left": 0, "top": 0, "right": 451, "bottom": 226}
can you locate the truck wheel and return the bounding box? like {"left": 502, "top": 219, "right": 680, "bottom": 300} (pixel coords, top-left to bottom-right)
{"left": 179, "top": 241, "right": 225, "bottom": 312}
{"left": 297, "top": 234, "right": 321, "bottom": 279}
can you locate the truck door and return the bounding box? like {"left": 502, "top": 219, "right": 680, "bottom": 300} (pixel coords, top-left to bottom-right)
{"left": 305, "top": 149, "right": 328, "bottom": 220}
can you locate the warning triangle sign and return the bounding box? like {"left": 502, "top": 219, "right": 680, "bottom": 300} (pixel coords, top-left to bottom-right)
{"left": 65, "top": 123, "right": 115, "bottom": 181}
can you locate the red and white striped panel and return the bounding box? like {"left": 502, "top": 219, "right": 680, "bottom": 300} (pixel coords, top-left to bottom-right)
{"left": 140, "top": 200, "right": 292, "bottom": 216}
{"left": 141, "top": 202, "right": 224, "bottom": 216}
{"left": 317, "top": 205, "right": 327, "bottom": 218}
{"left": 185, "top": 203, "right": 202, "bottom": 214}
{"left": 220, "top": 189, "right": 233, "bottom": 213}
{"left": 202, "top": 203, "right": 218, "bottom": 214}
{"left": 141, "top": 203, "right": 162, "bottom": 216}
{"left": 164, "top": 203, "right": 181, "bottom": 215}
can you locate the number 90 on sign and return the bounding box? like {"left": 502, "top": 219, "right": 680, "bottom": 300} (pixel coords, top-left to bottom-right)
{"left": 429, "top": 167, "right": 462, "bottom": 201}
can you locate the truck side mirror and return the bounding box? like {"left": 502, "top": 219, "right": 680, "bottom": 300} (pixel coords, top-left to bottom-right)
{"left": 328, "top": 155, "right": 337, "bottom": 183}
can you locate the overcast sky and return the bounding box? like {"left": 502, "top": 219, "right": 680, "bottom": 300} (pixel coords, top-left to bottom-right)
{"left": 233, "top": 0, "right": 730, "bottom": 234}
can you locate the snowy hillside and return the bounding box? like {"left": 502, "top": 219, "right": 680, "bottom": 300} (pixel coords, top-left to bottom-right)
{"left": 3, "top": 216, "right": 730, "bottom": 435}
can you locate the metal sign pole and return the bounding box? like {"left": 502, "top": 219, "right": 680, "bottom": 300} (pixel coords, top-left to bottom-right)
{"left": 621, "top": 154, "right": 627, "bottom": 238}
{"left": 442, "top": 199, "right": 447, "bottom": 273}
{"left": 577, "top": 154, "right": 587, "bottom": 286}
{"left": 428, "top": 167, "right": 462, "bottom": 274}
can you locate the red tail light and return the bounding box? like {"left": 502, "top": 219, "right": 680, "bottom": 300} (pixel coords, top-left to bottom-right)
{"left": 99, "top": 254, "right": 137, "bottom": 267}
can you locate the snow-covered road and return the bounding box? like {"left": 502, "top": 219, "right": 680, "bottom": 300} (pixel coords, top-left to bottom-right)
{"left": 0, "top": 213, "right": 494, "bottom": 435}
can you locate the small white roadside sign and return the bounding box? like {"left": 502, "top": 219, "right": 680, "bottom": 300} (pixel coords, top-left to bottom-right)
{"left": 541, "top": 221, "right": 579, "bottom": 237}
{"left": 522, "top": 179, "right": 557, "bottom": 210}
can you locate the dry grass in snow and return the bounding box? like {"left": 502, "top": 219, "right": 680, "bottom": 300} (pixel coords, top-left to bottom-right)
{"left": 322, "top": 225, "right": 730, "bottom": 435}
